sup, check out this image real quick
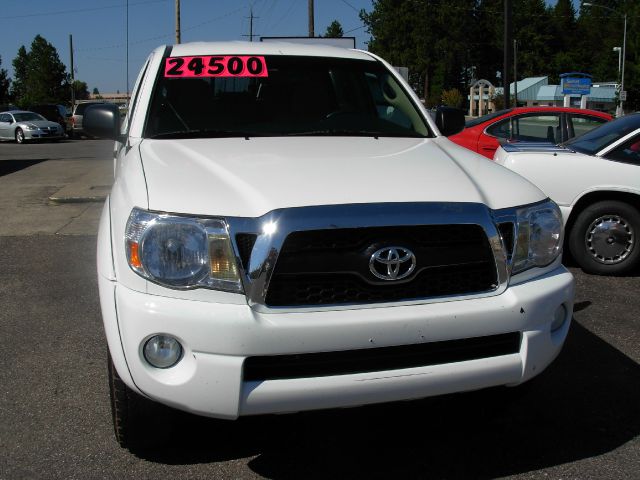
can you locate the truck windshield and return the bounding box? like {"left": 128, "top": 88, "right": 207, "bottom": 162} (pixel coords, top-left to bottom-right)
{"left": 144, "top": 55, "right": 431, "bottom": 139}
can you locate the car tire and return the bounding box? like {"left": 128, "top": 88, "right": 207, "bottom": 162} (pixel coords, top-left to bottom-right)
{"left": 108, "top": 352, "right": 175, "bottom": 451}
{"left": 569, "top": 200, "right": 640, "bottom": 275}
{"left": 15, "top": 128, "right": 25, "bottom": 144}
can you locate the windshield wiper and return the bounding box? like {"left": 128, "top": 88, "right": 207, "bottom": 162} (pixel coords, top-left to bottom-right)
{"left": 285, "top": 130, "right": 424, "bottom": 138}
{"left": 150, "top": 129, "right": 264, "bottom": 139}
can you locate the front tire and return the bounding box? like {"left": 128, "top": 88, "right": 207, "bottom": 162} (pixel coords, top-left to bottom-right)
{"left": 108, "top": 352, "right": 175, "bottom": 451}
{"left": 569, "top": 200, "right": 640, "bottom": 275}
{"left": 15, "top": 128, "right": 25, "bottom": 144}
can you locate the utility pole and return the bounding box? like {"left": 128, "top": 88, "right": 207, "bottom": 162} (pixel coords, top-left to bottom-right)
{"left": 175, "top": 0, "right": 181, "bottom": 44}
{"left": 308, "top": 0, "right": 314, "bottom": 37}
{"left": 242, "top": 7, "right": 259, "bottom": 42}
{"left": 69, "top": 34, "right": 75, "bottom": 110}
{"left": 126, "top": 0, "right": 129, "bottom": 97}
{"left": 503, "top": 0, "right": 512, "bottom": 109}
{"left": 513, "top": 39, "right": 518, "bottom": 106}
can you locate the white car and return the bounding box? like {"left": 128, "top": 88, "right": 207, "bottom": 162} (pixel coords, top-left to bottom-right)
{"left": 0, "top": 110, "right": 65, "bottom": 143}
{"left": 494, "top": 113, "right": 640, "bottom": 275}
{"left": 84, "top": 41, "right": 574, "bottom": 450}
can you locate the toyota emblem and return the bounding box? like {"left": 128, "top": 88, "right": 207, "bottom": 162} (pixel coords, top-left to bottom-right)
{"left": 369, "top": 246, "right": 416, "bottom": 281}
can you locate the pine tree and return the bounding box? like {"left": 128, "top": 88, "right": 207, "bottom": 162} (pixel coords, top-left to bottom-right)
{"left": 11, "top": 35, "right": 69, "bottom": 107}
{"left": 11, "top": 46, "right": 28, "bottom": 104}
{"left": 0, "top": 56, "right": 10, "bottom": 103}
{"left": 324, "top": 20, "right": 344, "bottom": 38}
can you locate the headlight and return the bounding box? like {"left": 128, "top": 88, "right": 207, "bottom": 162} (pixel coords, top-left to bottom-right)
{"left": 125, "top": 208, "right": 242, "bottom": 292}
{"left": 25, "top": 124, "right": 39, "bottom": 130}
{"left": 512, "top": 200, "right": 563, "bottom": 274}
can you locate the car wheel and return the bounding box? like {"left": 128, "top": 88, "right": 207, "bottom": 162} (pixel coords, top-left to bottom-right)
{"left": 108, "top": 352, "right": 175, "bottom": 451}
{"left": 569, "top": 200, "right": 640, "bottom": 275}
{"left": 15, "top": 128, "right": 25, "bottom": 144}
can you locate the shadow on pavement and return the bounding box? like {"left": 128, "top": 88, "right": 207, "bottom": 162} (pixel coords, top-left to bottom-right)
{"left": 131, "top": 321, "right": 640, "bottom": 478}
{"left": 0, "top": 159, "right": 47, "bottom": 177}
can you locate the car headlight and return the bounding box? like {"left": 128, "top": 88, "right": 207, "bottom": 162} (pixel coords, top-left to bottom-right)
{"left": 125, "top": 208, "right": 242, "bottom": 292}
{"left": 512, "top": 200, "right": 563, "bottom": 274}
{"left": 25, "top": 124, "right": 39, "bottom": 131}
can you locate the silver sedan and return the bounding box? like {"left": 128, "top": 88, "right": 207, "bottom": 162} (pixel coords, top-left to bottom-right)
{"left": 0, "top": 110, "right": 65, "bottom": 143}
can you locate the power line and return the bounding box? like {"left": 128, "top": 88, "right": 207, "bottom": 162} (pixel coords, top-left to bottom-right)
{"left": 76, "top": 5, "right": 246, "bottom": 52}
{"left": 0, "top": 0, "right": 165, "bottom": 21}
{"left": 339, "top": 0, "right": 359, "bottom": 13}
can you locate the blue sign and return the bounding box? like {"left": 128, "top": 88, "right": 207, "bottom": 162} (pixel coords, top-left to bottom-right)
{"left": 562, "top": 77, "right": 591, "bottom": 95}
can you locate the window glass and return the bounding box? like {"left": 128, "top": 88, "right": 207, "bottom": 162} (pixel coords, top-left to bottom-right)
{"left": 466, "top": 109, "right": 513, "bottom": 128}
{"left": 569, "top": 114, "right": 607, "bottom": 138}
{"left": 13, "top": 112, "right": 45, "bottom": 122}
{"left": 511, "top": 115, "right": 561, "bottom": 142}
{"left": 565, "top": 113, "right": 640, "bottom": 155}
{"left": 486, "top": 118, "right": 511, "bottom": 139}
{"left": 604, "top": 135, "right": 640, "bottom": 165}
{"left": 122, "top": 57, "right": 150, "bottom": 134}
{"left": 144, "top": 55, "right": 431, "bottom": 139}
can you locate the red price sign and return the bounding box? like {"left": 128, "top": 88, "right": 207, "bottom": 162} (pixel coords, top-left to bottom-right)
{"left": 164, "top": 55, "right": 268, "bottom": 78}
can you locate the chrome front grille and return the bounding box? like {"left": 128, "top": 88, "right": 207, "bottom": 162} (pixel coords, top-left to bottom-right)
{"left": 226, "top": 203, "right": 510, "bottom": 311}
{"left": 264, "top": 225, "right": 498, "bottom": 307}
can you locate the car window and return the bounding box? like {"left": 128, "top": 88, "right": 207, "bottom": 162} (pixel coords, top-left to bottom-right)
{"left": 75, "top": 103, "right": 102, "bottom": 115}
{"left": 604, "top": 135, "right": 640, "bottom": 165}
{"left": 512, "top": 114, "right": 561, "bottom": 142}
{"left": 145, "top": 55, "right": 431, "bottom": 139}
{"left": 568, "top": 114, "right": 607, "bottom": 139}
{"left": 14, "top": 112, "right": 46, "bottom": 122}
{"left": 565, "top": 113, "right": 640, "bottom": 155}
{"left": 0, "top": 113, "right": 10, "bottom": 122}
{"left": 465, "top": 109, "right": 513, "bottom": 128}
{"left": 121, "top": 58, "right": 150, "bottom": 135}
{"left": 486, "top": 117, "right": 511, "bottom": 139}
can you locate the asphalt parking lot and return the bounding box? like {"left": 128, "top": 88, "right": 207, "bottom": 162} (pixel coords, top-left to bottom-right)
{"left": 0, "top": 139, "right": 639, "bottom": 479}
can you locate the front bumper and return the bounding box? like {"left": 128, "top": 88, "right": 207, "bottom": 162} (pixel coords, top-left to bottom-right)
{"left": 24, "top": 129, "right": 64, "bottom": 140}
{"left": 100, "top": 266, "right": 574, "bottom": 419}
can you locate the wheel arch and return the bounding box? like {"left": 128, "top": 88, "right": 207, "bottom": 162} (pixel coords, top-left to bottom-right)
{"left": 565, "top": 190, "right": 640, "bottom": 236}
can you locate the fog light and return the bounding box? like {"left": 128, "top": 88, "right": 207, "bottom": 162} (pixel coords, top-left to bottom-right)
{"left": 551, "top": 304, "right": 567, "bottom": 332}
{"left": 143, "top": 335, "right": 183, "bottom": 368}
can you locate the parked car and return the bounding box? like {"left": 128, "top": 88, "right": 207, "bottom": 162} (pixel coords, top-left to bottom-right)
{"left": 494, "top": 112, "right": 640, "bottom": 275}
{"left": 28, "top": 104, "right": 70, "bottom": 136}
{"left": 85, "top": 41, "right": 574, "bottom": 451}
{"left": 71, "top": 101, "right": 107, "bottom": 138}
{"left": 0, "top": 110, "right": 65, "bottom": 143}
{"left": 450, "top": 106, "right": 612, "bottom": 159}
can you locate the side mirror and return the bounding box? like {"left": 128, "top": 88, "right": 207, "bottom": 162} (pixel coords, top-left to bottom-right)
{"left": 435, "top": 106, "right": 465, "bottom": 137}
{"left": 84, "top": 104, "right": 121, "bottom": 140}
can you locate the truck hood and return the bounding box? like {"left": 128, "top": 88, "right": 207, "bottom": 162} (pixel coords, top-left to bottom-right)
{"left": 139, "top": 136, "right": 545, "bottom": 218}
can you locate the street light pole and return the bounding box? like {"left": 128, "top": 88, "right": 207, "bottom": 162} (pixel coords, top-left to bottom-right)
{"left": 583, "top": 2, "right": 627, "bottom": 116}
{"left": 621, "top": 13, "right": 626, "bottom": 115}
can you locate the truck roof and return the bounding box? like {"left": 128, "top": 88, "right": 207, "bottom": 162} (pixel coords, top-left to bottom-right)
{"left": 162, "top": 41, "right": 375, "bottom": 62}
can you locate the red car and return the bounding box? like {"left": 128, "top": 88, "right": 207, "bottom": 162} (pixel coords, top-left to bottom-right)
{"left": 448, "top": 107, "right": 613, "bottom": 159}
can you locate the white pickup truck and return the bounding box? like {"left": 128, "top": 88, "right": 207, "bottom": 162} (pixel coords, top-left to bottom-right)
{"left": 85, "top": 41, "right": 575, "bottom": 450}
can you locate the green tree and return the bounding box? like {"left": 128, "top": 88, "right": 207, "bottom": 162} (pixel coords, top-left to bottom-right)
{"left": 11, "top": 46, "right": 28, "bottom": 104}
{"left": 361, "top": 0, "right": 476, "bottom": 106}
{"left": 324, "top": 20, "right": 344, "bottom": 38}
{"left": 11, "top": 35, "right": 69, "bottom": 107}
{"left": 441, "top": 88, "right": 463, "bottom": 108}
{"left": 360, "top": 0, "right": 640, "bottom": 110}
{"left": 0, "top": 56, "right": 10, "bottom": 103}
{"left": 73, "top": 80, "right": 90, "bottom": 100}
{"left": 92, "top": 87, "right": 100, "bottom": 95}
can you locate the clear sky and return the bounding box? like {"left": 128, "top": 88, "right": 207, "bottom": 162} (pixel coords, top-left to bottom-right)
{"left": 0, "top": 0, "right": 374, "bottom": 94}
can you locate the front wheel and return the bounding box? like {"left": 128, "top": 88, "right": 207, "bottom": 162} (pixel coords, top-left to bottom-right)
{"left": 569, "top": 200, "right": 640, "bottom": 275}
{"left": 15, "top": 128, "right": 25, "bottom": 144}
{"left": 108, "top": 352, "right": 175, "bottom": 451}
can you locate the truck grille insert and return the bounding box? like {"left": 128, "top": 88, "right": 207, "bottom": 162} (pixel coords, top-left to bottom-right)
{"left": 243, "top": 332, "right": 521, "bottom": 381}
{"left": 265, "top": 225, "right": 497, "bottom": 307}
